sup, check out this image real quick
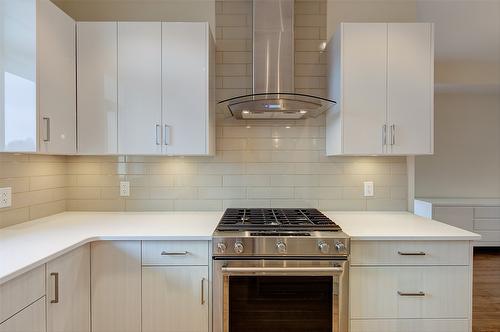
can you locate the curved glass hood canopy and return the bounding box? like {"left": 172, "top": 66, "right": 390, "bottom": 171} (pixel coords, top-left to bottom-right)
{"left": 217, "top": 0, "right": 336, "bottom": 120}
{"left": 219, "top": 93, "right": 335, "bottom": 120}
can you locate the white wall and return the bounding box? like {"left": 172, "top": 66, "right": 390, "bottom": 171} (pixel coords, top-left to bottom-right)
{"left": 415, "top": 0, "right": 500, "bottom": 199}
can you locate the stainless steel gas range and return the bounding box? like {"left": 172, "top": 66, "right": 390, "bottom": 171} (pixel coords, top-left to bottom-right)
{"left": 212, "top": 208, "right": 350, "bottom": 332}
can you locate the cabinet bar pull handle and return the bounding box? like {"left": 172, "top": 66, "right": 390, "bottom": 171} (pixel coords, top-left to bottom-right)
{"left": 155, "top": 124, "right": 161, "bottom": 145}
{"left": 390, "top": 124, "right": 396, "bottom": 145}
{"left": 50, "top": 272, "right": 59, "bottom": 303}
{"left": 398, "top": 291, "right": 425, "bottom": 297}
{"left": 164, "top": 125, "right": 170, "bottom": 145}
{"left": 160, "top": 251, "right": 189, "bottom": 256}
{"left": 398, "top": 251, "right": 426, "bottom": 256}
{"left": 201, "top": 277, "right": 206, "bottom": 305}
{"left": 382, "top": 124, "right": 387, "bottom": 146}
{"left": 43, "top": 117, "right": 51, "bottom": 142}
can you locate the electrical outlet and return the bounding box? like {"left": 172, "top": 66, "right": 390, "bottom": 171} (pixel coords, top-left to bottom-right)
{"left": 363, "top": 181, "right": 374, "bottom": 197}
{"left": 120, "top": 181, "right": 130, "bottom": 197}
{"left": 0, "top": 187, "right": 12, "bottom": 208}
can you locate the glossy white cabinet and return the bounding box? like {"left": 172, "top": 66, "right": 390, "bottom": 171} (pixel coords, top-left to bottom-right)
{"left": 77, "top": 21, "right": 214, "bottom": 155}
{"left": 117, "top": 22, "right": 162, "bottom": 155}
{"left": 77, "top": 22, "right": 118, "bottom": 154}
{"left": 46, "top": 244, "right": 90, "bottom": 332}
{"left": 326, "top": 23, "right": 434, "bottom": 156}
{"left": 162, "top": 22, "right": 215, "bottom": 156}
{"left": 0, "top": 0, "right": 76, "bottom": 154}
{"left": 37, "top": 0, "right": 76, "bottom": 154}
{"left": 142, "top": 266, "right": 209, "bottom": 332}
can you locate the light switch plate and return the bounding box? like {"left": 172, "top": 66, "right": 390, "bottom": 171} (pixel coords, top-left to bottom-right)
{"left": 363, "top": 181, "right": 374, "bottom": 197}
{"left": 120, "top": 181, "right": 130, "bottom": 197}
{"left": 0, "top": 187, "right": 12, "bottom": 208}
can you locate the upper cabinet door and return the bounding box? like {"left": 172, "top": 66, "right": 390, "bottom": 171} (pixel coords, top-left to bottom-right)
{"left": 340, "top": 23, "right": 388, "bottom": 155}
{"left": 0, "top": 0, "right": 37, "bottom": 153}
{"left": 162, "top": 22, "right": 213, "bottom": 156}
{"left": 387, "top": 23, "right": 434, "bottom": 155}
{"left": 77, "top": 22, "right": 118, "bottom": 154}
{"left": 38, "top": 0, "right": 76, "bottom": 154}
{"left": 117, "top": 22, "right": 162, "bottom": 155}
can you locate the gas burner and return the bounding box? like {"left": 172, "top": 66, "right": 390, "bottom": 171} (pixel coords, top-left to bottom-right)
{"left": 217, "top": 208, "right": 340, "bottom": 232}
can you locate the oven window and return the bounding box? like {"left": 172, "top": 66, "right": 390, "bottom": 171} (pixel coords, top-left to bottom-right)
{"left": 228, "top": 276, "right": 333, "bottom": 332}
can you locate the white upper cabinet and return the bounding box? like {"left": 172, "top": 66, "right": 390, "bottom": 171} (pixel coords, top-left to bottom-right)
{"left": 0, "top": 0, "right": 76, "bottom": 154}
{"left": 37, "top": 0, "right": 76, "bottom": 154}
{"left": 387, "top": 23, "right": 434, "bottom": 155}
{"left": 162, "top": 22, "right": 215, "bottom": 156}
{"left": 77, "top": 22, "right": 118, "bottom": 154}
{"left": 117, "top": 22, "right": 162, "bottom": 155}
{"left": 0, "top": 0, "right": 37, "bottom": 152}
{"left": 326, "top": 23, "right": 434, "bottom": 156}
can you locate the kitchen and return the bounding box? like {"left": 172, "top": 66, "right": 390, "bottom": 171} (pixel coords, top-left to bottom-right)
{"left": 0, "top": 0, "right": 498, "bottom": 332}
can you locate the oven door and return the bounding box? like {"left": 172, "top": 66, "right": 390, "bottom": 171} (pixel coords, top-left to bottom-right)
{"left": 213, "top": 259, "right": 348, "bottom": 332}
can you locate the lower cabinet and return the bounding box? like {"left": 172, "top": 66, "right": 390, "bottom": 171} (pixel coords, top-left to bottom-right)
{"left": 0, "top": 297, "right": 46, "bottom": 332}
{"left": 350, "top": 319, "right": 469, "bottom": 332}
{"left": 90, "top": 241, "right": 142, "bottom": 332}
{"left": 46, "top": 244, "right": 90, "bottom": 332}
{"left": 142, "top": 266, "right": 209, "bottom": 332}
{"left": 350, "top": 240, "right": 473, "bottom": 332}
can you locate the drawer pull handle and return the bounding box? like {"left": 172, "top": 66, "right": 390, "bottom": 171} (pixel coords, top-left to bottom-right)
{"left": 161, "top": 251, "right": 189, "bottom": 256}
{"left": 398, "top": 251, "right": 426, "bottom": 256}
{"left": 398, "top": 291, "right": 425, "bottom": 297}
{"left": 50, "top": 272, "right": 59, "bottom": 304}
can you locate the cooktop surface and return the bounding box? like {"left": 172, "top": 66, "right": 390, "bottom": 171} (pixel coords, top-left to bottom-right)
{"left": 216, "top": 208, "right": 341, "bottom": 231}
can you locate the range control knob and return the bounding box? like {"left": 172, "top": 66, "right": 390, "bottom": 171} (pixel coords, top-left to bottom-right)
{"left": 217, "top": 242, "right": 227, "bottom": 254}
{"left": 335, "top": 242, "right": 346, "bottom": 252}
{"left": 318, "top": 241, "right": 330, "bottom": 254}
{"left": 234, "top": 241, "right": 244, "bottom": 254}
{"left": 276, "top": 241, "right": 287, "bottom": 254}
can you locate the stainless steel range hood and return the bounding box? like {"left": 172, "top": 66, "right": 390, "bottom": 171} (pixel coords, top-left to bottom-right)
{"left": 218, "top": 0, "right": 335, "bottom": 120}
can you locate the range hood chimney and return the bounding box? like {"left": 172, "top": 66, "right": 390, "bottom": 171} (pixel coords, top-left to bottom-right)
{"left": 218, "top": 0, "right": 335, "bottom": 120}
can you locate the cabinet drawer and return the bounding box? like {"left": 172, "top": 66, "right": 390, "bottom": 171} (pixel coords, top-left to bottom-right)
{"left": 0, "top": 297, "right": 45, "bottom": 332}
{"left": 351, "top": 241, "right": 470, "bottom": 266}
{"left": 350, "top": 319, "right": 469, "bottom": 332}
{"left": 0, "top": 265, "right": 45, "bottom": 323}
{"left": 474, "top": 219, "right": 500, "bottom": 231}
{"left": 474, "top": 207, "right": 500, "bottom": 219}
{"left": 350, "top": 266, "right": 469, "bottom": 319}
{"left": 142, "top": 241, "right": 209, "bottom": 266}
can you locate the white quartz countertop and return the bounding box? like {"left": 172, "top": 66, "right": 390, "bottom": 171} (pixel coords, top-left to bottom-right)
{"left": 416, "top": 197, "right": 500, "bottom": 206}
{"left": 325, "top": 211, "right": 480, "bottom": 241}
{"left": 0, "top": 210, "right": 480, "bottom": 285}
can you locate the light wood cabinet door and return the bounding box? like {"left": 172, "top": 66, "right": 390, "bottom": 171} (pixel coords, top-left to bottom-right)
{"left": 37, "top": 0, "right": 76, "bottom": 154}
{"left": 142, "top": 266, "right": 209, "bottom": 332}
{"left": 77, "top": 22, "right": 118, "bottom": 154}
{"left": 387, "top": 23, "right": 434, "bottom": 155}
{"left": 0, "top": 297, "right": 45, "bottom": 332}
{"left": 162, "top": 22, "right": 213, "bottom": 156}
{"left": 91, "top": 241, "right": 141, "bottom": 332}
{"left": 350, "top": 266, "right": 470, "bottom": 319}
{"left": 46, "top": 244, "right": 90, "bottom": 332}
{"left": 117, "top": 22, "right": 162, "bottom": 155}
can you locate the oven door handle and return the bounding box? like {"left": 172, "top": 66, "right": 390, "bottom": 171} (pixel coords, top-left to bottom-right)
{"left": 221, "top": 266, "right": 344, "bottom": 273}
